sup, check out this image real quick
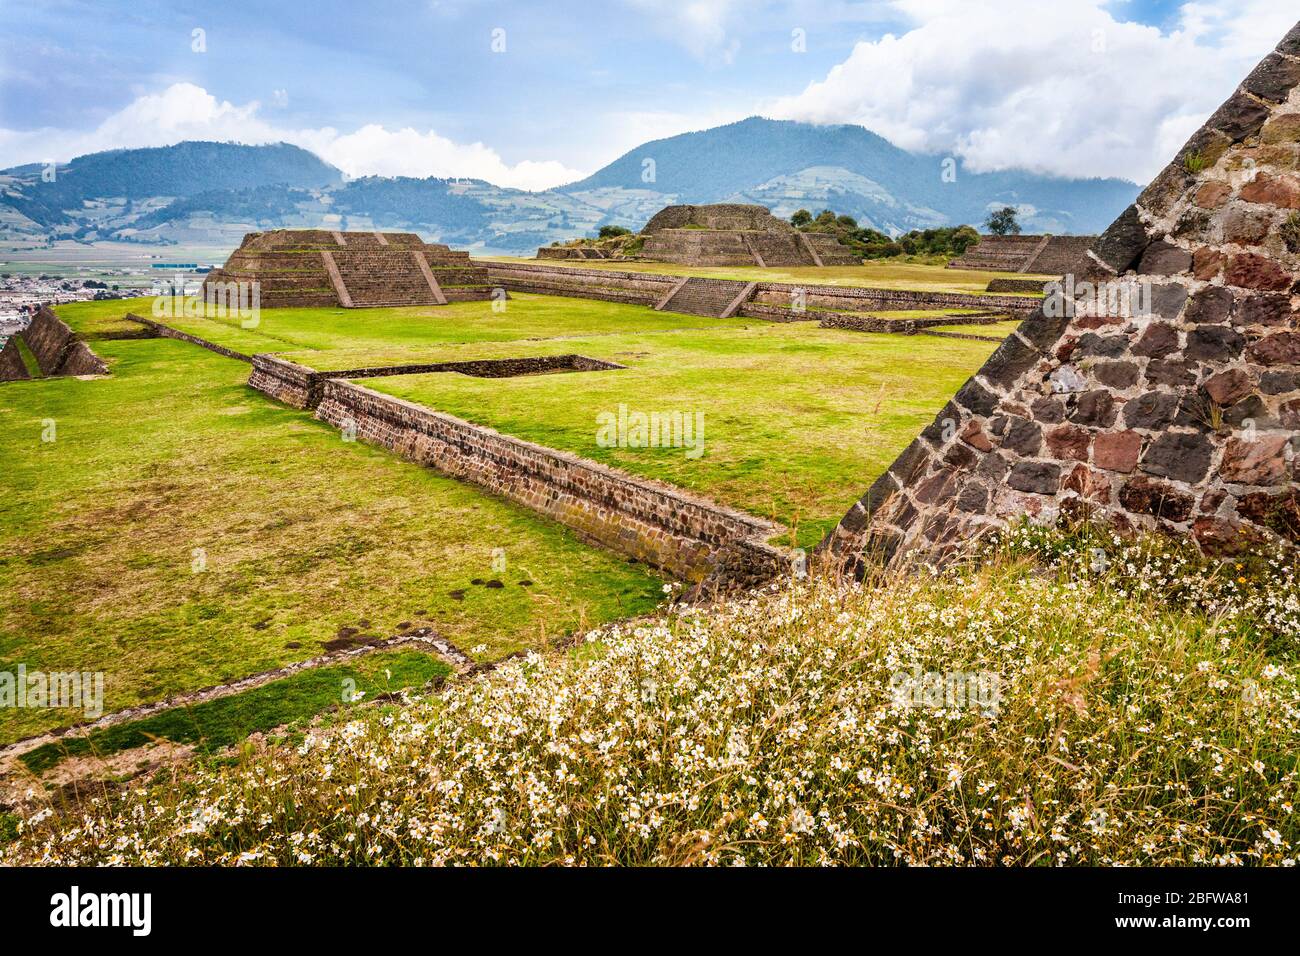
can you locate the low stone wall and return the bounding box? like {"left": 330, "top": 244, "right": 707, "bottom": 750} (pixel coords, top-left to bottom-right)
{"left": 248, "top": 355, "right": 318, "bottom": 409}
{"left": 814, "top": 310, "right": 1009, "bottom": 334}
{"left": 312, "top": 378, "right": 792, "bottom": 586}
{"left": 126, "top": 314, "right": 253, "bottom": 362}
{"left": 247, "top": 352, "right": 626, "bottom": 411}
{"left": 986, "top": 278, "right": 1050, "bottom": 294}
{"left": 487, "top": 262, "right": 678, "bottom": 306}
{"left": 749, "top": 283, "right": 1034, "bottom": 314}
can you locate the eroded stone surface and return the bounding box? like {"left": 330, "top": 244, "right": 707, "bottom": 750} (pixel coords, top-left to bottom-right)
{"left": 823, "top": 23, "right": 1300, "bottom": 566}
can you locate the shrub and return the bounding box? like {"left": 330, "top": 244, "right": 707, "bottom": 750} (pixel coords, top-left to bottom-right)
{"left": 1281, "top": 212, "right": 1300, "bottom": 253}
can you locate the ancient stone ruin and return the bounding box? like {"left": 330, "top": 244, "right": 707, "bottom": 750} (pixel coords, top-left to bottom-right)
{"left": 947, "top": 234, "right": 1098, "bottom": 274}
{"left": 0, "top": 306, "right": 108, "bottom": 381}
{"left": 202, "top": 229, "right": 494, "bottom": 308}
{"left": 538, "top": 203, "right": 859, "bottom": 267}
{"left": 823, "top": 21, "right": 1300, "bottom": 567}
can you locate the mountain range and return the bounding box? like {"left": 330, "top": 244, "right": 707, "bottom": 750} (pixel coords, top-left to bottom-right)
{"left": 0, "top": 119, "right": 1140, "bottom": 254}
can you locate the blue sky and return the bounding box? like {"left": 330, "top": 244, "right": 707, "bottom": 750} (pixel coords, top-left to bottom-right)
{"left": 0, "top": 1, "right": 1292, "bottom": 188}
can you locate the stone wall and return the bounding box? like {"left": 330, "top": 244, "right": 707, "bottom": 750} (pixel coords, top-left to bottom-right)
{"left": 822, "top": 21, "right": 1300, "bottom": 569}
{"left": 486, "top": 262, "right": 678, "bottom": 306}
{"left": 126, "top": 314, "right": 253, "bottom": 362}
{"left": 203, "top": 229, "right": 492, "bottom": 308}
{"left": 312, "top": 378, "right": 792, "bottom": 586}
{"left": 247, "top": 352, "right": 625, "bottom": 411}
{"left": 15, "top": 306, "right": 108, "bottom": 377}
{"left": 747, "top": 283, "right": 1036, "bottom": 316}
{"left": 0, "top": 336, "right": 29, "bottom": 381}
{"left": 642, "top": 204, "right": 793, "bottom": 234}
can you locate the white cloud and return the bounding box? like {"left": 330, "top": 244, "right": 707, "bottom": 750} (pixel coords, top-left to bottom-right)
{"left": 0, "top": 83, "right": 584, "bottom": 191}
{"left": 623, "top": 0, "right": 742, "bottom": 64}
{"left": 766, "top": 0, "right": 1296, "bottom": 183}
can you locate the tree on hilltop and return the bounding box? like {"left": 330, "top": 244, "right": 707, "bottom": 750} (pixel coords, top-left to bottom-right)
{"left": 984, "top": 206, "right": 1022, "bottom": 236}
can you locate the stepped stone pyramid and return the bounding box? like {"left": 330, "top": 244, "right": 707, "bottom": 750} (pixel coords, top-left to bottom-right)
{"left": 202, "top": 229, "right": 493, "bottom": 308}
{"left": 638, "top": 203, "right": 860, "bottom": 267}
{"left": 947, "top": 234, "right": 1097, "bottom": 274}
{"left": 824, "top": 21, "right": 1300, "bottom": 567}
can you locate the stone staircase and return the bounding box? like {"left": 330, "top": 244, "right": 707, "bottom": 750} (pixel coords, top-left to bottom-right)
{"left": 329, "top": 250, "right": 443, "bottom": 307}
{"left": 945, "top": 235, "right": 1047, "bottom": 272}
{"left": 656, "top": 277, "right": 755, "bottom": 317}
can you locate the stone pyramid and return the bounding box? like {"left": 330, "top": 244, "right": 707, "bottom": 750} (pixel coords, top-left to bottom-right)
{"left": 823, "top": 21, "right": 1300, "bottom": 567}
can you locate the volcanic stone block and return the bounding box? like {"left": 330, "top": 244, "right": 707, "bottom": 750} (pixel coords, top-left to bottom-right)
{"left": 1220, "top": 436, "right": 1292, "bottom": 485}
{"left": 1185, "top": 326, "right": 1245, "bottom": 362}
{"left": 1119, "top": 476, "right": 1195, "bottom": 522}
{"left": 1248, "top": 332, "right": 1300, "bottom": 366}
{"left": 1225, "top": 252, "right": 1292, "bottom": 291}
{"left": 1007, "top": 462, "right": 1061, "bottom": 495}
{"left": 1138, "top": 240, "right": 1193, "bottom": 276}
{"left": 1090, "top": 205, "right": 1148, "bottom": 274}
{"left": 1203, "top": 368, "right": 1255, "bottom": 406}
{"left": 1244, "top": 52, "right": 1300, "bottom": 103}
{"left": 1093, "top": 431, "right": 1143, "bottom": 473}
{"left": 1070, "top": 390, "right": 1118, "bottom": 428}
{"left": 1238, "top": 294, "right": 1292, "bottom": 327}
{"left": 1046, "top": 425, "right": 1092, "bottom": 461}
{"left": 1002, "top": 417, "right": 1044, "bottom": 456}
{"left": 1185, "top": 287, "right": 1235, "bottom": 325}
{"left": 1140, "top": 432, "right": 1214, "bottom": 484}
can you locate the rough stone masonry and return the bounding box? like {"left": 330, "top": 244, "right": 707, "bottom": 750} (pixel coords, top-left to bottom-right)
{"left": 823, "top": 21, "right": 1300, "bottom": 568}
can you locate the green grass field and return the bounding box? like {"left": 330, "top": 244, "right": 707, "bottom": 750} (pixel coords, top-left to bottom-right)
{"left": 361, "top": 323, "right": 1000, "bottom": 545}
{"left": 0, "top": 319, "right": 664, "bottom": 743}
{"left": 1, "top": 280, "right": 1014, "bottom": 742}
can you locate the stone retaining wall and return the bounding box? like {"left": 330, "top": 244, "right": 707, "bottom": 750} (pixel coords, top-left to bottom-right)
{"left": 247, "top": 352, "right": 626, "bottom": 411}
{"left": 749, "top": 284, "right": 1034, "bottom": 313}
{"left": 486, "top": 262, "right": 678, "bottom": 306}
{"left": 822, "top": 21, "right": 1300, "bottom": 568}
{"left": 13, "top": 306, "right": 108, "bottom": 377}
{"left": 0, "top": 337, "right": 29, "bottom": 381}
{"left": 126, "top": 314, "right": 253, "bottom": 362}
{"left": 313, "top": 378, "right": 791, "bottom": 585}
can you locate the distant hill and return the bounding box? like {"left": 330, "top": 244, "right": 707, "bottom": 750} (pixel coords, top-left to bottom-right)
{"left": 0, "top": 142, "right": 342, "bottom": 229}
{"left": 0, "top": 122, "right": 1140, "bottom": 253}
{"left": 560, "top": 117, "right": 1138, "bottom": 235}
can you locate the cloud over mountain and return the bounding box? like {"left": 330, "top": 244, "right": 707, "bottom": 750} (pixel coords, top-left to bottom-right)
{"left": 0, "top": 83, "right": 583, "bottom": 192}
{"left": 767, "top": 0, "right": 1297, "bottom": 182}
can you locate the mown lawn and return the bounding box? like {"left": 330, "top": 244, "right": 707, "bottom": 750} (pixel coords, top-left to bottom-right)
{"left": 358, "top": 323, "right": 1001, "bottom": 546}
{"left": 0, "top": 328, "right": 664, "bottom": 743}
{"left": 62, "top": 294, "right": 740, "bottom": 359}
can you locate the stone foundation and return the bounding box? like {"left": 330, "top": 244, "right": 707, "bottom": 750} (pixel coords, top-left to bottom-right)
{"left": 203, "top": 229, "right": 494, "bottom": 309}
{"left": 0, "top": 337, "right": 30, "bottom": 381}
{"left": 6, "top": 306, "right": 109, "bottom": 378}
{"left": 247, "top": 352, "right": 626, "bottom": 411}
{"left": 312, "top": 378, "right": 792, "bottom": 585}
{"left": 126, "top": 314, "right": 253, "bottom": 362}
